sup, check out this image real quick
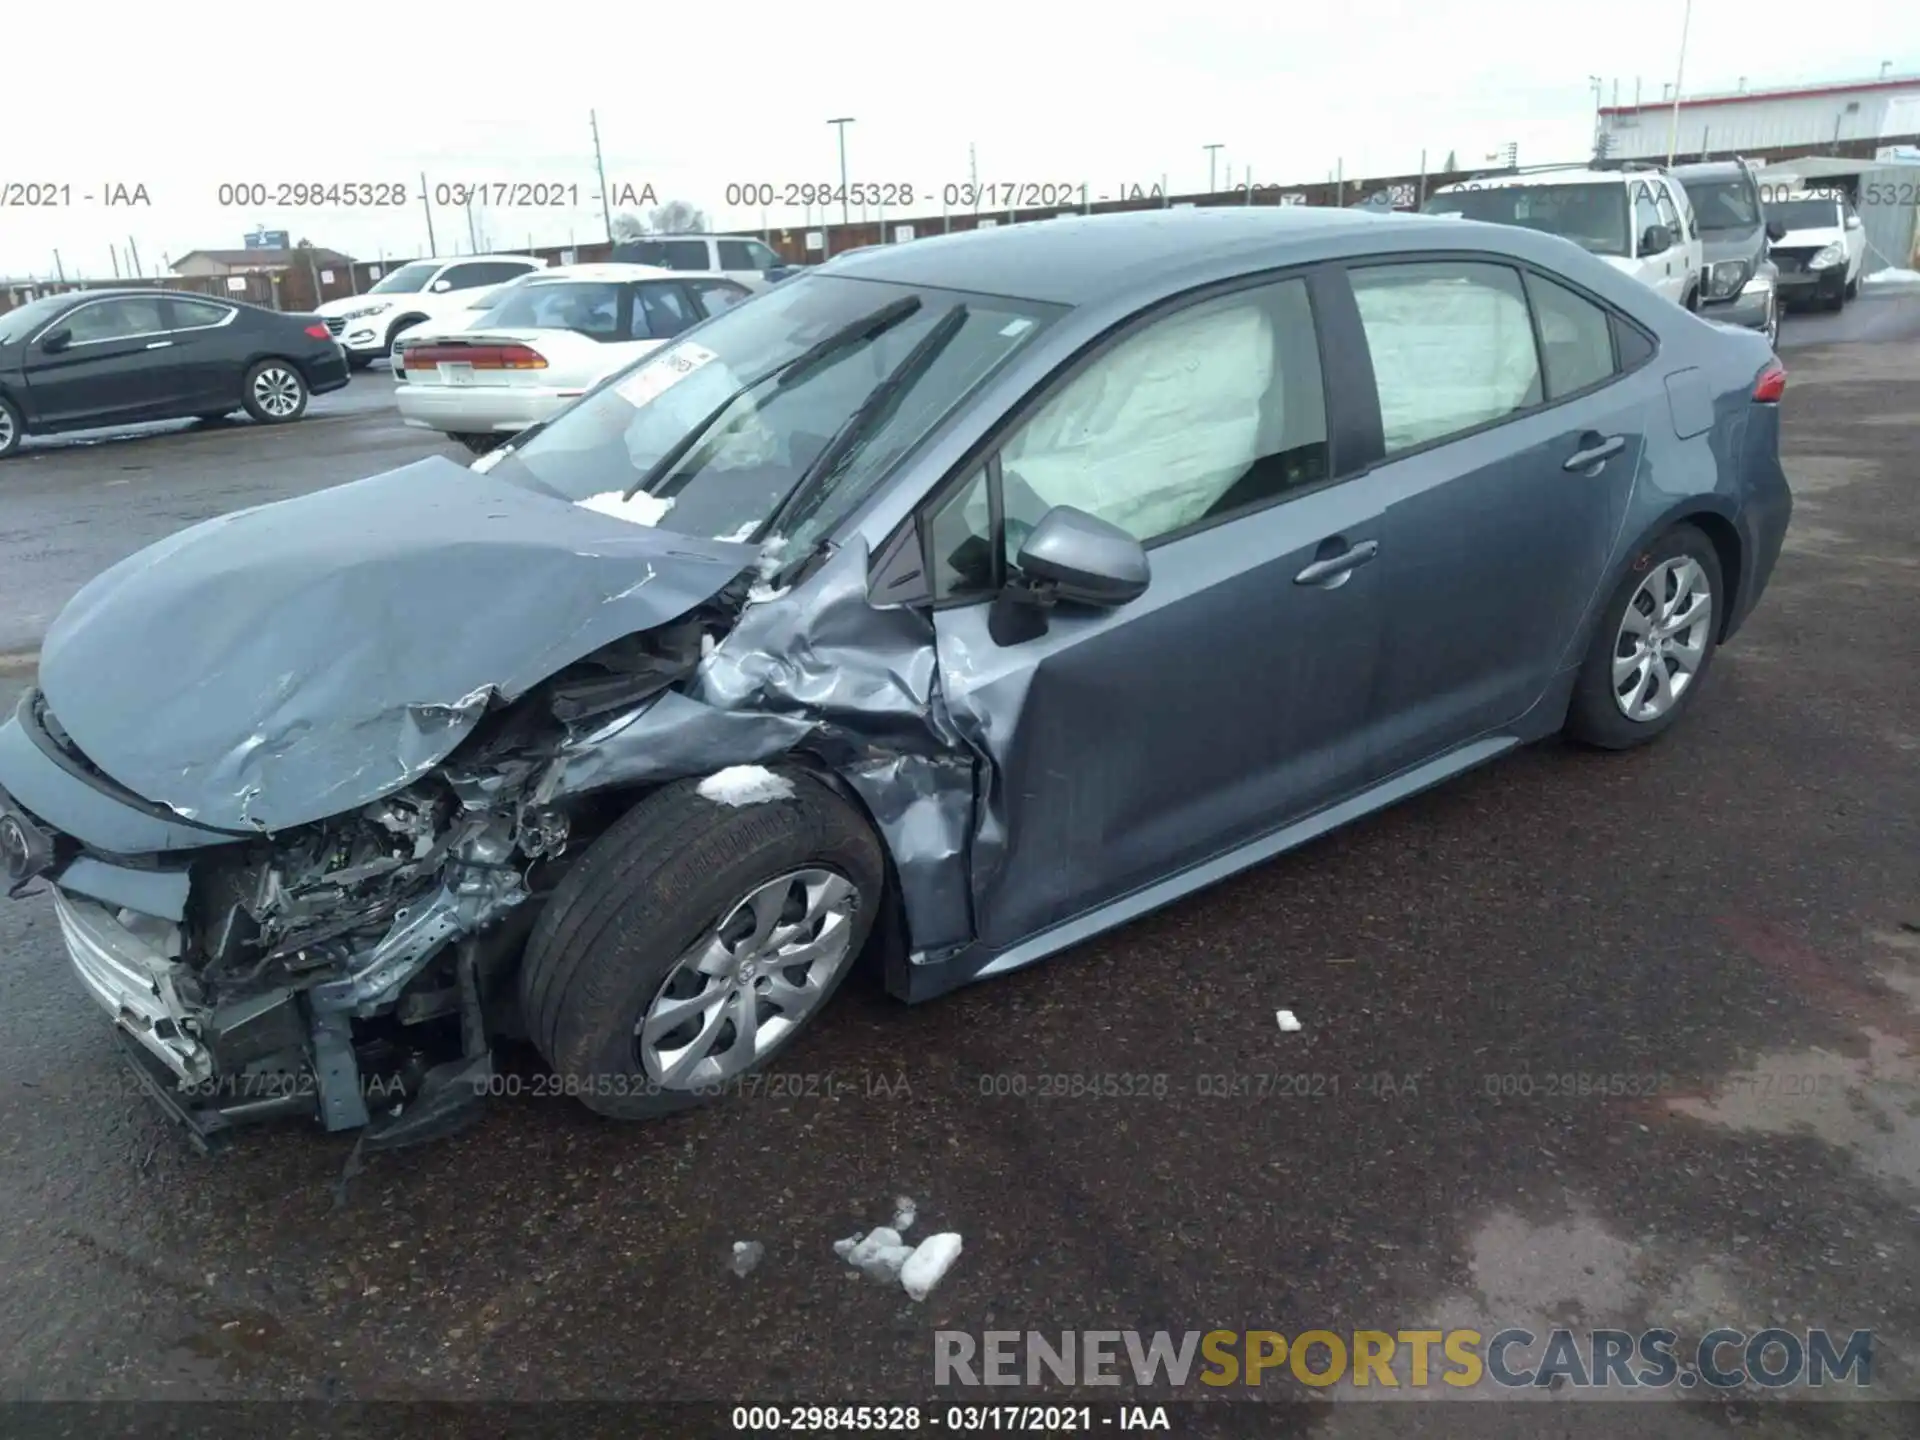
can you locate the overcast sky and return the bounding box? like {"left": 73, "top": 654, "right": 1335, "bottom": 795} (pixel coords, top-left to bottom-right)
{"left": 4, "top": 3, "right": 1913, "bottom": 279}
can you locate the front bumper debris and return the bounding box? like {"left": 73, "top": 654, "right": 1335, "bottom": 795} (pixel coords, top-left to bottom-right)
{"left": 54, "top": 889, "right": 212, "bottom": 1083}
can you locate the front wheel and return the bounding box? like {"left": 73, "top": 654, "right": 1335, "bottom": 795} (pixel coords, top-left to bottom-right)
{"left": 1564, "top": 524, "right": 1724, "bottom": 750}
{"left": 242, "top": 360, "right": 309, "bottom": 423}
{"left": 518, "top": 771, "right": 885, "bottom": 1120}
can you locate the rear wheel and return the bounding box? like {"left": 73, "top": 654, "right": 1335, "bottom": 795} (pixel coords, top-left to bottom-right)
{"left": 1564, "top": 524, "right": 1724, "bottom": 751}
{"left": 0, "top": 394, "right": 24, "bottom": 458}
{"left": 242, "top": 360, "right": 309, "bottom": 423}
{"left": 452, "top": 432, "right": 502, "bottom": 456}
{"left": 518, "top": 772, "right": 885, "bottom": 1120}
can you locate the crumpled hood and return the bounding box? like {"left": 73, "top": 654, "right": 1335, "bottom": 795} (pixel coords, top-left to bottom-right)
{"left": 38, "top": 457, "right": 754, "bottom": 834}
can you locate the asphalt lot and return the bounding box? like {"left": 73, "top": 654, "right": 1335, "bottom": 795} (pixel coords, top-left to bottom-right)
{"left": 1, "top": 293, "right": 1918, "bottom": 1435}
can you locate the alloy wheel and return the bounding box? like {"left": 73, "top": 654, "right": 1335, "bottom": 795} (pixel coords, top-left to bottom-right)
{"left": 1612, "top": 557, "right": 1713, "bottom": 722}
{"left": 0, "top": 407, "right": 14, "bottom": 452}
{"left": 252, "top": 367, "right": 303, "bottom": 418}
{"left": 636, "top": 868, "right": 858, "bottom": 1089}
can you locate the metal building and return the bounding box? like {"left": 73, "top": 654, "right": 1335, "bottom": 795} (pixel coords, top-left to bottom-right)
{"left": 1598, "top": 73, "right": 1920, "bottom": 161}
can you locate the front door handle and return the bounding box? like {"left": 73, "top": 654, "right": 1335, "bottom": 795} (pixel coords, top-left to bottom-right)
{"left": 1563, "top": 434, "right": 1625, "bottom": 471}
{"left": 1294, "top": 539, "right": 1379, "bottom": 586}
{"left": 145, "top": 340, "right": 173, "bottom": 350}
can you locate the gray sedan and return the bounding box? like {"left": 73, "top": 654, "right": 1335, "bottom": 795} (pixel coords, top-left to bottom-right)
{"left": 0, "top": 207, "right": 1793, "bottom": 1147}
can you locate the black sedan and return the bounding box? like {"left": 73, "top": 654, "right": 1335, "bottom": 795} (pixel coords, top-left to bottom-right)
{"left": 0, "top": 288, "right": 350, "bottom": 458}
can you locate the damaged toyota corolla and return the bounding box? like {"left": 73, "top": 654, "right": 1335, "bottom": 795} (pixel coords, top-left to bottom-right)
{"left": 0, "top": 208, "right": 1791, "bottom": 1147}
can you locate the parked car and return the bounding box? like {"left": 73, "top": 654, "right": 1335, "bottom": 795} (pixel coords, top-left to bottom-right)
{"left": 389, "top": 273, "right": 547, "bottom": 383}
{"left": 1670, "top": 159, "right": 1785, "bottom": 346}
{"left": 394, "top": 264, "right": 755, "bottom": 452}
{"left": 608, "top": 234, "right": 791, "bottom": 290}
{"left": 0, "top": 289, "right": 349, "bottom": 458}
{"left": 1761, "top": 187, "right": 1868, "bottom": 310}
{"left": 1424, "top": 163, "right": 1707, "bottom": 309}
{"left": 0, "top": 208, "right": 1791, "bottom": 1147}
{"left": 314, "top": 254, "right": 549, "bottom": 369}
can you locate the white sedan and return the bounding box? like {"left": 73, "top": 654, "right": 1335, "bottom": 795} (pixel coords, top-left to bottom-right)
{"left": 393, "top": 264, "right": 755, "bottom": 451}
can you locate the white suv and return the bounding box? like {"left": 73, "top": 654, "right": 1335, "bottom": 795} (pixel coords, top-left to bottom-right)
{"left": 606, "top": 234, "right": 795, "bottom": 291}
{"left": 314, "top": 254, "right": 550, "bottom": 369}
{"left": 1423, "top": 165, "right": 1707, "bottom": 310}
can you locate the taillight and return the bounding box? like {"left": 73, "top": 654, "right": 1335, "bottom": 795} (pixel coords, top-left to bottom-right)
{"left": 403, "top": 343, "right": 547, "bottom": 370}
{"left": 1752, "top": 360, "right": 1786, "bottom": 403}
{"left": 304, "top": 323, "right": 330, "bottom": 340}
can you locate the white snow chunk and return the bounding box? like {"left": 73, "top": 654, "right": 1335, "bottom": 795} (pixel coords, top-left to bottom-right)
{"left": 576, "top": 490, "right": 676, "bottom": 527}
{"left": 1276, "top": 1009, "right": 1303, "bottom": 1032}
{"left": 892, "top": 1196, "right": 917, "bottom": 1232}
{"left": 730, "top": 1240, "right": 764, "bottom": 1277}
{"left": 832, "top": 1232, "right": 865, "bottom": 1260}
{"left": 755, "top": 534, "right": 790, "bottom": 580}
{"left": 1864, "top": 267, "right": 1920, "bottom": 287}
{"left": 745, "top": 582, "right": 791, "bottom": 605}
{"left": 716, "top": 521, "right": 760, "bottom": 543}
{"left": 696, "top": 765, "right": 796, "bottom": 807}
{"left": 900, "top": 1233, "right": 963, "bottom": 1302}
{"left": 846, "top": 1227, "right": 913, "bottom": 1283}
{"left": 701, "top": 632, "right": 718, "bottom": 658}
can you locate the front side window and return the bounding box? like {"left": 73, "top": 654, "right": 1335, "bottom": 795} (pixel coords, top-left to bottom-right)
{"left": 1523, "top": 272, "right": 1617, "bottom": 399}
{"left": 481, "top": 281, "right": 622, "bottom": 336}
{"left": 746, "top": 241, "right": 781, "bottom": 269}
{"left": 690, "top": 279, "right": 752, "bottom": 316}
{"left": 489, "top": 273, "right": 1059, "bottom": 560}
{"left": 632, "top": 283, "right": 698, "bottom": 339}
{"left": 717, "top": 240, "right": 760, "bottom": 270}
{"left": 63, "top": 296, "right": 169, "bottom": 344}
{"left": 990, "top": 277, "right": 1327, "bottom": 559}
{"left": 1350, "top": 261, "right": 1542, "bottom": 454}
{"left": 1423, "top": 183, "right": 1631, "bottom": 258}
{"left": 1685, "top": 178, "right": 1761, "bottom": 231}
{"left": 367, "top": 261, "right": 440, "bottom": 295}
{"left": 1632, "top": 185, "right": 1663, "bottom": 250}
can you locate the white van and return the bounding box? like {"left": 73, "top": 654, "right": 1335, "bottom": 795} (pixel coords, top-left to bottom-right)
{"left": 1423, "top": 164, "right": 1707, "bottom": 310}
{"left": 1758, "top": 185, "right": 1867, "bottom": 311}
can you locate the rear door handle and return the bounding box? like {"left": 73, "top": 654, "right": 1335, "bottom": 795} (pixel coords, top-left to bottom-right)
{"left": 145, "top": 340, "right": 173, "bottom": 350}
{"left": 1563, "top": 435, "right": 1625, "bottom": 471}
{"left": 1294, "top": 539, "right": 1379, "bottom": 586}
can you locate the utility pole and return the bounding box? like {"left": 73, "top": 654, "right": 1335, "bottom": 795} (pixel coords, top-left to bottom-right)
{"left": 590, "top": 109, "right": 614, "bottom": 242}
{"left": 467, "top": 194, "right": 480, "bottom": 252}
{"left": 420, "top": 171, "right": 437, "bottom": 257}
{"left": 1203, "top": 143, "right": 1224, "bottom": 193}
{"left": 828, "top": 117, "right": 855, "bottom": 229}
{"left": 1665, "top": 0, "right": 1693, "bottom": 165}
{"left": 1590, "top": 75, "right": 1606, "bottom": 154}
{"left": 53, "top": 250, "right": 65, "bottom": 281}
{"left": 110, "top": 246, "right": 121, "bottom": 278}
{"left": 127, "top": 236, "right": 142, "bottom": 277}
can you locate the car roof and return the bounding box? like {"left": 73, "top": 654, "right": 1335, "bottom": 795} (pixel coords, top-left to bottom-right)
{"left": 526, "top": 263, "right": 677, "bottom": 282}
{"left": 1431, "top": 168, "right": 1646, "bottom": 193}
{"left": 1670, "top": 159, "right": 1756, "bottom": 178}
{"left": 813, "top": 207, "right": 1466, "bottom": 306}
{"left": 428, "top": 254, "right": 548, "bottom": 267}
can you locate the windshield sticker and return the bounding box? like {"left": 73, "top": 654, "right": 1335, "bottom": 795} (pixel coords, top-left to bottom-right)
{"left": 615, "top": 342, "right": 719, "bottom": 409}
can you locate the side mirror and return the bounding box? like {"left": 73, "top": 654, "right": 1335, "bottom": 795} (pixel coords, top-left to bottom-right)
{"left": 1640, "top": 223, "right": 1673, "bottom": 256}
{"left": 39, "top": 327, "right": 72, "bottom": 353}
{"left": 1845, "top": 213, "right": 1863, "bottom": 231}
{"left": 988, "top": 506, "right": 1149, "bottom": 644}
{"left": 430, "top": 279, "right": 452, "bottom": 293}
{"left": 1765, "top": 218, "right": 1787, "bottom": 243}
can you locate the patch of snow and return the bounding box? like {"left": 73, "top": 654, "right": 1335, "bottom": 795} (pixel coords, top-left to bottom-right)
{"left": 716, "top": 521, "right": 759, "bottom": 544}
{"left": 1276, "top": 1009, "right": 1303, "bottom": 1032}
{"left": 730, "top": 1240, "right": 764, "bottom": 1277}
{"left": 696, "top": 765, "right": 796, "bottom": 807}
{"left": 576, "top": 490, "right": 676, "bottom": 527}
{"left": 845, "top": 1227, "right": 915, "bottom": 1284}
{"left": 1864, "top": 267, "right": 1920, "bottom": 287}
{"left": 700, "top": 632, "right": 718, "bottom": 658}
{"left": 745, "top": 583, "right": 791, "bottom": 605}
{"left": 469, "top": 447, "right": 508, "bottom": 474}
{"left": 892, "top": 1196, "right": 917, "bottom": 1232}
{"left": 832, "top": 1233, "right": 864, "bottom": 1260}
{"left": 900, "top": 1233, "right": 963, "bottom": 1302}
{"left": 755, "top": 533, "right": 789, "bottom": 581}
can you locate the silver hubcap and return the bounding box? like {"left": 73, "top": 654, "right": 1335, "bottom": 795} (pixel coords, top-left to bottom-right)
{"left": 1613, "top": 556, "right": 1713, "bottom": 722}
{"left": 253, "top": 367, "right": 302, "bottom": 417}
{"left": 636, "top": 868, "right": 858, "bottom": 1089}
{"left": 0, "top": 407, "right": 14, "bottom": 449}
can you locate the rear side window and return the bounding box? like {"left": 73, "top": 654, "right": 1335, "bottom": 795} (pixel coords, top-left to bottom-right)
{"left": 1521, "top": 273, "right": 1617, "bottom": 399}
{"left": 165, "top": 297, "right": 234, "bottom": 330}
{"left": 631, "top": 282, "right": 698, "bottom": 338}
{"left": 633, "top": 240, "right": 711, "bottom": 271}
{"left": 1349, "top": 261, "right": 1542, "bottom": 454}
{"left": 716, "top": 240, "right": 761, "bottom": 270}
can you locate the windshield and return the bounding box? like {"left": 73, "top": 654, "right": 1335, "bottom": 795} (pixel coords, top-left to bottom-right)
{"left": 0, "top": 293, "right": 78, "bottom": 344}
{"left": 1683, "top": 178, "right": 1760, "bottom": 230}
{"left": 368, "top": 261, "right": 441, "bottom": 295}
{"left": 1766, "top": 198, "right": 1842, "bottom": 232}
{"left": 1423, "top": 183, "right": 1630, "bottom": 257}
{"left": 481, "top": 280, "right": 623, "bottom": 335}
{"left": 490, "top": 273, "right": 1061, "bottom": 556}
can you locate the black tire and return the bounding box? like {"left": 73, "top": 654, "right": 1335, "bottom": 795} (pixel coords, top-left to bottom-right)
{"left": 241, "top": 359, "right": 309, "bottom": 424}
{"left": 346, "top": 354, "right": 373, "bottom": 372}
{"left": 518, "top": 771, "right": 885, "bottom": 1120}
{"left": 195, "top": 410, "right": 235, "bottom": 423}
{"left": 385, "top": 317, "right": 425, "bottom": 352}
{"left": 0, "top": 393, "right": 24, "bottom": 459}
{"left": 1844, "top": 270, "right": 1859, "bottom": 301}
{"left": 452, "top": 432, "right": 502, "bottom": 456}
{"left": 1565, "top": 524, "right": 1725, "bottom": 751}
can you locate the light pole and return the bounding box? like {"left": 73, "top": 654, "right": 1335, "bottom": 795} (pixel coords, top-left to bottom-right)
{"left": 1203, "top": 143, "right": 1224, "bottom": 194}
{"left": 1665, "top": 0, "right": 1693, "bottom": 166}
{"left": 828, "top": 117, "right": 855, "bottom": 228}
{"left": 1589, "top": 75, "right": 1605, "bottom": 155}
